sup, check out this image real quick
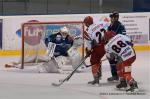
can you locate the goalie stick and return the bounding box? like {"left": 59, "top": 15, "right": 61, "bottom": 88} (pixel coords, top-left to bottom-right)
{"left": 51, "top": 54, "right": 90, "bottom": 87}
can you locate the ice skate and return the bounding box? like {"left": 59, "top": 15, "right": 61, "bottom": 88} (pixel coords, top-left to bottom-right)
{"left": 107, "top": 76, "right": 119, "bottom": 82}
{"left": 126, "top": 81, "right": 138, "bottom": 92}
{"left": 88, "top": 73, "right": 101, "bottom": 86}
{"left": 116, "top": 79, "right": 127, "bottom": 89}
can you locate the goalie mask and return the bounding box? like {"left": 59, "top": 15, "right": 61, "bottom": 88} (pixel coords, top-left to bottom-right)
{"left": 60, "top": 26, "right": 69, "bottom": 39}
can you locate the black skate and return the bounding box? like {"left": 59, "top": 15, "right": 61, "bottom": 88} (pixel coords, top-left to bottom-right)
{"left": 126, "top": 81, "right": 138, "bottom": 92}
{"left": 88, "top": 79, "right": 99, "bottom": 85}
{"left": 88, "top": 73, "right": 101, "bottom": 86}
{"left": 116, "top": 79, "right": 127, "bottom": 89}
{"left": 107, "top": 76, "right": 119, "bottom": 82}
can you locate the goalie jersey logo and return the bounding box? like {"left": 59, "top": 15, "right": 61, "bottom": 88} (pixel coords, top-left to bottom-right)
{"left": 105, "top": 34, "right": 135, "bottom": 61}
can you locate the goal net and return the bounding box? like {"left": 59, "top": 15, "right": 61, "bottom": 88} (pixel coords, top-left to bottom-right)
{"left": 21, "top": 21, "right": 84, "bottom": 69}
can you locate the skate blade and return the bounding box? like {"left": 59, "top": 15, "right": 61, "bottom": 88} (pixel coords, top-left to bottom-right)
{"left": 107, "top": 80, "right": 119, "bottom": 83}
{"left": 116, "top": 87, "right": 128, "bottom": 91}
{"left": 87, "top": 83, "right": 100, "bottom": 87}
{"left": 126, "top": 88, "right": 139, "bottom": 93}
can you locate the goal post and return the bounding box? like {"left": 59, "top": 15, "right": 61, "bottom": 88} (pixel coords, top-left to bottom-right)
{"left": 21, "top": 21, "right": 85, "bottom": 69}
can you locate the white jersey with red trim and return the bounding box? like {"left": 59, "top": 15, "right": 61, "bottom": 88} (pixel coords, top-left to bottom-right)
{"left": 85, "top": 21, "right": 109, "bottom": 50}
{"left": 105, "top": 34, "right": 135, "bottom": 61}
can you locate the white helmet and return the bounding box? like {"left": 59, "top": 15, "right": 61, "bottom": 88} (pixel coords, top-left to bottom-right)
{"left": 60, "top": 26, "right": 69, "bottom": 33}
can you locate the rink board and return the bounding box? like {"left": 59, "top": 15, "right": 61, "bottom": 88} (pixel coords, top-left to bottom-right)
{"left": 0, "top": 45, "right": 149, "bottom": 56}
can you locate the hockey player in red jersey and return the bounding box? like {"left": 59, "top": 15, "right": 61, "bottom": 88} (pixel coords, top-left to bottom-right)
{"left": 103, "top": 31, "right": 138, "bottom": 92}
{"left": 83, "top": 16, "right": 109, "bottom": 85}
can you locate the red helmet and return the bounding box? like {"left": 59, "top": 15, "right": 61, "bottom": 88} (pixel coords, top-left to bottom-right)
{"left": 83, "top": 16, "right": 93, "bottom": 26}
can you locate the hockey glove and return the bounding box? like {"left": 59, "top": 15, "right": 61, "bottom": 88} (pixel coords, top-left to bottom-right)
{"left": 91, "top": 39, "right": 98, "bottom": 48}
{"left": 85, "top": 47, "right": 92, "bottom": 56}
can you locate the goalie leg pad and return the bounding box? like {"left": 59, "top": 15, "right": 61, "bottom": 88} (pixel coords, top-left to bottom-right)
{"left": 38, "top": 58, "right": 59, "bottom": 73}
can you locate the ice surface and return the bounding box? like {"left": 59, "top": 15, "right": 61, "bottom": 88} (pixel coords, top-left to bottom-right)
{"left": 0, "top": 51, "right": 149, "bottom": 99}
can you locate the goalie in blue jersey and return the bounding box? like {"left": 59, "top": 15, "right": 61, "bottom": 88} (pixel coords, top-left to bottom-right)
{"left": 45, "top": 26, "right": 74, "bottom": 57}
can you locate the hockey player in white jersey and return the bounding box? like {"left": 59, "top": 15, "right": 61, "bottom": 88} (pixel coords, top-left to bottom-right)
{"left": 83, "top": 16, "right": 109, "bottom": 85}
{"left": 104, "top": 32, "right": 138, "bottom": 92}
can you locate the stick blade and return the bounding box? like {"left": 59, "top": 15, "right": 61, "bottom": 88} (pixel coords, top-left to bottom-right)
{"left": 51, "top": 82, "right": 62, "bottom": 87}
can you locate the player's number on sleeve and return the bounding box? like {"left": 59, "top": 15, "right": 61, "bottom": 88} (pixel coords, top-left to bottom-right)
{"left": 112, "top": 40, "right": 127, "bottom": 53}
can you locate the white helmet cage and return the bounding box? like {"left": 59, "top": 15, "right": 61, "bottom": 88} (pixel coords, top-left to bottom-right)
{"left": 60, "top": 26, "right": 69, "bottom": 33}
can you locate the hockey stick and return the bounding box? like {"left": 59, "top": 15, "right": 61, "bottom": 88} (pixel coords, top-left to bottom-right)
{"left": 83, "top": 58, "right": 108, "bottom": 68}
{"left": 51, "top": 54, "right": 90, "bottom": 87}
